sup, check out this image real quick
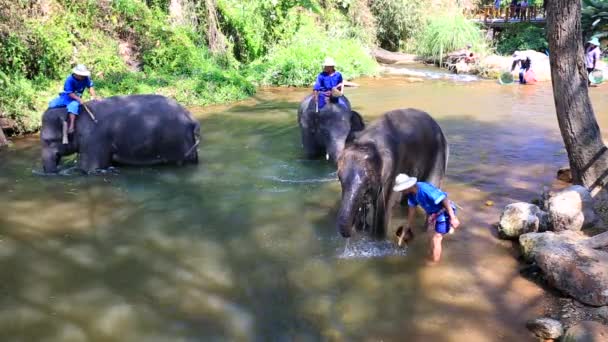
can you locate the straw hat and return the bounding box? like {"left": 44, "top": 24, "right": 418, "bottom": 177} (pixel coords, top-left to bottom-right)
{"left": 393, "top": 174, "right": 417, "bottom": 192}
{"left": 72, "top": 64, "right": 91, "bottom": 77}
{"left": 323, "top": 57, "right": 336, "bottom": 67}
{"left": 588, "top": 37, "right": 601, "bottom": 47}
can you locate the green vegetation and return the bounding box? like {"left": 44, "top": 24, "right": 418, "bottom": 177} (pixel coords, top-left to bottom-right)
{"left": 496, "top": 23, "right": 548, "bottom": 55}
{"left": 582, "top": 0, "right": 608, "bottom": 40}
{"left": 416, "top": 11, "right": 487, "bottom": 62}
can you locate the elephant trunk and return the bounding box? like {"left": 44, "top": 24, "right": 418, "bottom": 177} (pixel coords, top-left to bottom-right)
{"left": 326, "top": 139, "right": 345, "bottom": 163}
{"left": 42, "top": 147, "right": 59, "bottom": 173}
{"left": 336, "top": 181, "right": 364, "bottom": 238}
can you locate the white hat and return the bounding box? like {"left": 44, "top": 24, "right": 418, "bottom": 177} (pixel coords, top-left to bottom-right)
{"left": 323, "top": 57, "right": 336, "bottom": 67}
{"left": 72, "top": 64, "right": 91, "bottom": 77}
{"left": 393, "top": 174, "right": 417, "bottom": 192}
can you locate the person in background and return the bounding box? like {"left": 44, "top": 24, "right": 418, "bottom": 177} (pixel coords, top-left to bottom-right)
{"left": 393, "top": 174, "right": 460, "bottom": 264}
{"left": 494, "top": 0, "right": 501, "bottom": 17}
{"left": 520, "top": 0, "right": 529, "bottom": 20}
{"left": 313, "top": 57, "right": 345, "bottom": 112}
{"left": 48, "top": 64, "right": 98, "bottom": 133}
{"left": 510, "top": 0, "right": 518, "bottom": 18}
{"left": 511, "top": 51, "right": 532, "bottom": 84}
{"left": 585, "top": 37, "right": 602, "bottom": 86}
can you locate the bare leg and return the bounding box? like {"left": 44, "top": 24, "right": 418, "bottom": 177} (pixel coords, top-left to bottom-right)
{"left": 429, "top": 233, "right": 444, "bottom": 263}
{"left": 68, "top": 114, "right": 76, "bottom": 133}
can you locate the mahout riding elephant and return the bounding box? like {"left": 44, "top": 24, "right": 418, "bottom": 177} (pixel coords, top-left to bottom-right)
{"left": 336, "top": 108, "right": 449, "bottom": 238}
{"left": 297, "top": 94, "right": 364, "bottom": 163}
{"left": 41, "top": 94, "right": 200, "bottom": 173}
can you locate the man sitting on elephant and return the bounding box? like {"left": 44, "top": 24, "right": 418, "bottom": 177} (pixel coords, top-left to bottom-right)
{"left": 48, "top": 64, "right": 99, "bottom": 133}
{"left": 393, "top": 174, "right": 460, "bottom": 264}
{"left": 313, "top": 57, "right": 347, "bottom": 112}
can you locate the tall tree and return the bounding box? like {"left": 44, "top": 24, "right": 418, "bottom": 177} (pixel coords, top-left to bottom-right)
{"left": 546, "top": 0, "right": 608, "bottom": 195}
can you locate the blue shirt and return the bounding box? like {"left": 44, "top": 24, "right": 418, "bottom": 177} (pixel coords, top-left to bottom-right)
{"left": 313, "top": 72, "right": 343, "bottom": 92}
{"left": 60, "top": 74, "right": 94, "bottom": 98}
{"left": 407, "top": 182, "right": 447, "bottom": 215}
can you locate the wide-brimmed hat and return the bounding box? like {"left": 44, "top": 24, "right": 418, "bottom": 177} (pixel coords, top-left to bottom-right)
{"left": 588, "top": 37, "right": 601, "bottom": 46}
{"left": 393, "top": 174, "right": 417, "bottom": 192}
{"left": 323, "top": 57, "right": 336, "bottom": 67}
{"left": 72, "top": 64, "right": 91, "bottom": 77}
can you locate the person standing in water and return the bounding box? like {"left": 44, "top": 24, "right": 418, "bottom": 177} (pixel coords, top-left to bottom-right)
{"left": 48, "top": 64, "right": 98, "bottom": 133}
{"left": 313, "top": 57, "right": 345, "bottom": 112}
{"left": 585, "top": 38, "right": 602, "bottom": 86}
{"left": 393, "top": 174, "right": 460, "bottom": 264}
{"left": 511, "top": 52, "right": 531, "bottom": 84}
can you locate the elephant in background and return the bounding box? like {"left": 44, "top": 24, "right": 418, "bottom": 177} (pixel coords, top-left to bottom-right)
{"left": 297, "top": 94, "right": 364, "bottom": 163}
{"left": 41, "top": 94, "right": 200, "bottom": 173}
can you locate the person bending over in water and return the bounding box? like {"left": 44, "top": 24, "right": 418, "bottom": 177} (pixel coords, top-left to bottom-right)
{"left": 313, "top": 57, "right": 346, "bottom": 112}
{"left": 393, "top": 174, "right": 460, "bottom": 264}
{"left": 511, "top": 52, "right": 531, "bottom": 84}
{"left": 48, "top": 64, "right": 99, "bottom": 133}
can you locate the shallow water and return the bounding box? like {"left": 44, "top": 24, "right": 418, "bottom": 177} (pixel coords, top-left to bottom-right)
{"left": 1, "top": 73, "right": 608, "bottom": 341}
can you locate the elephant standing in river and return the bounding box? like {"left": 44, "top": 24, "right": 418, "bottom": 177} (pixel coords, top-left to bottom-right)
{"left": 336, "top": 108, "right": 449, "bottom": 238}
{"left": 41, "top": 94, "right": 200, "bottom": 173}
{"left": 297, "top": 94, "right": 364, "bottom": 163}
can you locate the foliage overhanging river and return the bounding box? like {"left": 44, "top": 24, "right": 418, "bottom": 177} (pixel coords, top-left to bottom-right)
{"left": 2, "top": 69, "right": 608, "bottom": 341}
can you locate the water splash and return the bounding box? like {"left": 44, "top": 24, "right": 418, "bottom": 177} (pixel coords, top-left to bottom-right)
{"left": 338, "top": 237, "right": 408, "bottom": 259}
{"left": 381, "top": 65, "right": 480, "bottom": 82}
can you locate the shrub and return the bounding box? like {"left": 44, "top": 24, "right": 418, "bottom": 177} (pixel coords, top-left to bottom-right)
{"left": 416, "top": 11, "right": 487, "bottom": 62}
{"left": 370, "top": 0, "right": 426, "bottom": 51}
{"left": 496, "top": 23, "right": 548, "bottom": 55}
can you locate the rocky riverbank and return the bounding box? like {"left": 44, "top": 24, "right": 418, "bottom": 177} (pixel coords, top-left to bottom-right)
{"left": 497, "top": 170, "right": 608, "bottom": 340}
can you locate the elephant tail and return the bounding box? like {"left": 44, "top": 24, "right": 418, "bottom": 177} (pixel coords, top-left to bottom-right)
{"left": 184, "top": 121, "right": 200, "bottom": 160}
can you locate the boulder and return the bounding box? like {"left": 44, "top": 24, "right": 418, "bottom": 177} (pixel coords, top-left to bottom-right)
{"left": 371, "top": 48, "right": 418, "bottom": 65}
{"left": 499, "top": 203, "right": 548, "bottom": 239}
{"left": 545, "top": 185, "right": 597, "bottom": 232}
{"left": 519, "top": 231, "right": 586, "bottom": 263}
{"left": 562, "top": 321, "right": 608, "bottom": 342}
{"left": 526, "top": 317, "right": 564, "bottom": 340}
{"left": 597, "top": 306, "right": 608, "bottom": 320}
{"left": 478, "top": 50, "right": 552, "bottom": 82}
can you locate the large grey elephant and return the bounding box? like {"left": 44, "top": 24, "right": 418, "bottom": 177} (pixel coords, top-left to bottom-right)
{"left": 336, "top": 108, "right": 449, "bottom": 238}
{"left": 297, "top": 94, "right": 364, "bottom": 163}
{"left": 41, "top": 94, "right": 200, "bottom": 173}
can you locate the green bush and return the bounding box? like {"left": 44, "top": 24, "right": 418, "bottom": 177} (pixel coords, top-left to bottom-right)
{"left": 416, "top": 11, "right": 487, "bottom": 62}
{"left": 496, "top": 23, "right": 548, "bottom": 55}
{"left": 370, "top": 0, "right": 426, "bottom": 51}
{"left": 247, "top": 13, "right": 377, "bottom": 87}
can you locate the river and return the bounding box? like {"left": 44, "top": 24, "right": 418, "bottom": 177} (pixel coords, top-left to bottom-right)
{"left": 1, "top": 70, "right": 607, "bottom": 341}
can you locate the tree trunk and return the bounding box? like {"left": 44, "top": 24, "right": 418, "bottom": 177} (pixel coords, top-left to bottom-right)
{"left": 205, "top": 0, "right": 227, "bottom": 55}
{"left": 546, "top": 0, "right": 608, "bottom": 195}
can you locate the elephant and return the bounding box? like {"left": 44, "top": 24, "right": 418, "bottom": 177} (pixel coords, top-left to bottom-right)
{"left": 41, "top": 94, "right": 200, "bottom": 173}
{"left": 297, "top": 94, "right": 365, "bottom": 163}
{"left": 336, "top": 108, "right": 449, "bottom": 238}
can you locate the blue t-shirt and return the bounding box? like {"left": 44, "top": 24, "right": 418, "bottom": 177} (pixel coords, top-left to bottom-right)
{"left": 313, "top": 71, "right": 343, "bottom": 92}
{"left": 407, "top": 182, "right": 447, "bottom": 215}
{"left": 60, "top": 74, "right": 94, "bottom": 98}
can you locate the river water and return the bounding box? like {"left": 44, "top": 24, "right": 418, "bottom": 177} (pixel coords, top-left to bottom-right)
{"left": 1, "top": 69, "right": 608, "bottom": 341}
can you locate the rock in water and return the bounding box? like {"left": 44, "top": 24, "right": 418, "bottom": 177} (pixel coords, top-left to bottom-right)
{"left": 498, "top": 202, "right": 548, "bottom": 239}
{"left": 546, "top": 185, "right": 597, "bottom": 232}
{"left": 519, "top": 231, "right": 586, "bottom": 262}
{"left": 562, "top": 321, "right": 608, "bottom": 342}
{"left": 526, "top": 317, "right": 564, "bottom": 340}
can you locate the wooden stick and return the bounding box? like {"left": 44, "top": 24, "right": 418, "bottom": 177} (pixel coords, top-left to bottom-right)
{"left": 83, "top": 104, "right": 98, "bottom": 123}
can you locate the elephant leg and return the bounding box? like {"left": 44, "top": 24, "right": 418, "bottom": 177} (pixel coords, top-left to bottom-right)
{"left": 427, "top": 150, "right": 448, "bottom": 188}
{"left": 78, "top": 143, "right": 112, "bottom": 172}
{"left": 301, "top": 130, "right": 322, "bottom": 159}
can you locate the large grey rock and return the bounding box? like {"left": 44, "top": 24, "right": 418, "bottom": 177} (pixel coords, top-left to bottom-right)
{"left": 499, "top": 203, "right": 548, "bottom": 239}
{"left": 526, "top": 317, "right": 563, "bottom": 339}
{"left": 519, "top": 231, "right": 586, "bottom": 263}
{"left": 536, "top": 242, "right": 608, "bottom": 307}
{"left": 597, "top": 306, "right": 608, "bottom": 320}
{"left": 546, "top": 185, "right": 597, "bottom": 232}
{"left": 562, "top": 321, "right": 608, "bottom": 342}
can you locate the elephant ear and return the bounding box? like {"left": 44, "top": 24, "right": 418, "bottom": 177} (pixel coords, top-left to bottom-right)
{"left": 350, "top": 111, "right": 365, "bottom": 132}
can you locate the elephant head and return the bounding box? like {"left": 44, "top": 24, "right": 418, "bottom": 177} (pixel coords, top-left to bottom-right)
{"left": 40, "top": 108, "right": 77, "bottom": 173}
{"left": 305, "top": 95, "right": 364, "bottom": 163}
{"left": 336, "top": 143, "right": 383, "bottom": 238}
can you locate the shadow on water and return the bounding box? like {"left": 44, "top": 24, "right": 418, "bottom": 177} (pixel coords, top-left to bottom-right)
{"left": 0, "top": 81, "right": 589, "bottom": 341}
